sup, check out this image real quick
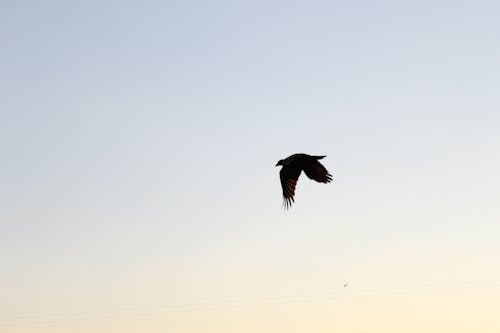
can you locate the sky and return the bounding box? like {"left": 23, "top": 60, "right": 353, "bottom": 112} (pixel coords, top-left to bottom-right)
{"left": 1, "top": 0, "right": 500, "bottom": 332}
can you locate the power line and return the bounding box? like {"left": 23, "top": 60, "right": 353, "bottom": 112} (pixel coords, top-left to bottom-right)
{"left": 2, "top": 277, "right": 500, "bottom": 327}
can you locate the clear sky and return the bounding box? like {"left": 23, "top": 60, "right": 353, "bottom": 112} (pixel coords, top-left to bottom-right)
{"left": 1, "top": 0, "right": 500, "bottom": 332}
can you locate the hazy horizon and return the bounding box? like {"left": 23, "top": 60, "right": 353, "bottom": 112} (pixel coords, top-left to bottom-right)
{"left": 2, "top": 0, "right": 500, "bottom": 332}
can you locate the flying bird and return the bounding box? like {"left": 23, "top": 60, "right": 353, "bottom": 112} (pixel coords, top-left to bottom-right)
{"left": 275, "top": 153, "right": 333, "bottom": 209}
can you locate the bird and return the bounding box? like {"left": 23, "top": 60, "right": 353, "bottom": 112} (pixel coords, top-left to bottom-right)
{"left": 275, "top": 153, "right": 333, "bottom": 209}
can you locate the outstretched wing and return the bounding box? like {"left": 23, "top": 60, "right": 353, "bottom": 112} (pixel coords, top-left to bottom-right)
{"left": 303, "top": 160, "right": 333, "bottom": 183}
{"left": 279, "top": 166, "right": 302, "bottom": 209}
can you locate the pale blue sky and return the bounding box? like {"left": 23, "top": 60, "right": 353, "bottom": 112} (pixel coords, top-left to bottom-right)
{"left": 1, "top": 1, "right": 500, "bottom": 331}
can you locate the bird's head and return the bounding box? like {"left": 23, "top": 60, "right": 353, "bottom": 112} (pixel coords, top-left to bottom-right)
{"left": 275, "top": 159, "right": 284, "bottom": 167}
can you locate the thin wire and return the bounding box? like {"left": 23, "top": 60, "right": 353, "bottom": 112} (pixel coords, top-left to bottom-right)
{"left": 1, "top": 278, "right": 500, "bottom": 327}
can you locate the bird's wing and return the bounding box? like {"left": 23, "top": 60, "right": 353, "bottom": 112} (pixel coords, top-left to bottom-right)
{"left": 303, "top": 160, "right": 333, "bottom": 183}
{"left": 280, "top": 166, "right": 302, "bottom": 209}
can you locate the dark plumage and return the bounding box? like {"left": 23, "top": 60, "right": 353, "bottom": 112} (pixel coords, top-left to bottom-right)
{"left": 275, "top": 153, "right": 333, "bottom": 209}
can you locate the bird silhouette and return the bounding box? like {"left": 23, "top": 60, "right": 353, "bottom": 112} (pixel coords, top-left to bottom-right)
{"left": 275, "top": 153, "right": 333, "bottom": 209}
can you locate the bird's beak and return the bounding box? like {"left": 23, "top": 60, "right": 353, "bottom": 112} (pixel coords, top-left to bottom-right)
{"left": 275, "top": 162, "right": 279, "bottom": 167}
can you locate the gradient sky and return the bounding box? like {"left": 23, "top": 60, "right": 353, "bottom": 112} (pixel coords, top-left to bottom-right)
{"left": 1, "top": 0, "right": 500, "bottom": 332}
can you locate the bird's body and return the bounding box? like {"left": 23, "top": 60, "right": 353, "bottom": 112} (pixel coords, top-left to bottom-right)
{"left": 276, "top": 153, "right": 333, "bottom": 209}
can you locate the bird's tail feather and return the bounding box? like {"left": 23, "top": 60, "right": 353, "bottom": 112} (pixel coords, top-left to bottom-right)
{"left": 312, "top": 155, "right": 326, "bottom": 160}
